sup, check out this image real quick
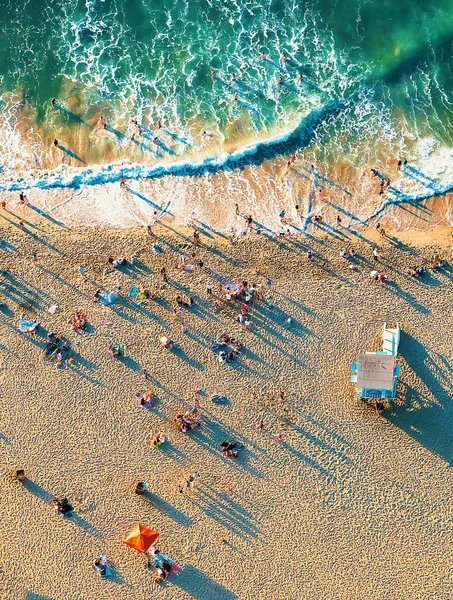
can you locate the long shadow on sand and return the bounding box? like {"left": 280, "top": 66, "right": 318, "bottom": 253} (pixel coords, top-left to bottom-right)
{"left": 389, "top": 332, "right": 453, "bottom": 465}
{"left": 190, "top": 486, "right": 259, "bottom": 538}
{"left": 142, "top": 492, "right": 192, "bottom": 527}
{"left": 172, "top": 565, "right": 238, "bottom": 599}
{"left": 22, "top": 480, "right": 103, "bottom": 539}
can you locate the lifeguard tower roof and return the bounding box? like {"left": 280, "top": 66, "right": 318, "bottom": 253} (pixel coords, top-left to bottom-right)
{"left": 356, "top": 353, "right": 395, "bottom": 391}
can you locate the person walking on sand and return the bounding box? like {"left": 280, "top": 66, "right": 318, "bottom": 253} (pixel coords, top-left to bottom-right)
{"left": 53, "top": 139, "right": 59, "bottom": 147}
{"left": 160, "top": 267, "right": 168, "bottom": 282}
{"left": 259, "top": 420, "right": 265, "bottom": 433}
{"left": 32, "top": 251, "right": 38, "bottom": 265}
{"left": 373, "top": 248, "right": 380, "bottom": 261}
{"left": 235, "top": 203, "right": 240, "bottom": 216}
{"left": 336, "top": 215, "right": 342, "bottom": 226}
{"left": 120, "top": 176, "right": 126, "bottom": 188}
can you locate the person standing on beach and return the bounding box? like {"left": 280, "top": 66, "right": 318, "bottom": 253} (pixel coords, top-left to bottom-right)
{"left": 160, "top": 267, "right": 168, "bottom": 282}
{"left": 259, "top": 420, "right": 265, "bottom": 433}
{"left": 373, "top": 248, "right": 380, "bottom": 261}
{"left": 235, "top": 203, "right": 240, "bottom": 216}
{"left": 32, "top": 251, "right": 38, "bottom": 265}
{"left": 120, "top": 176, "right": 126, "bottom": 188}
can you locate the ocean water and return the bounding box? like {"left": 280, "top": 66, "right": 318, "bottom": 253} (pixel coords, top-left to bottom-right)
{"left": 0, "top": 0, "right": 452, "bottom": 217}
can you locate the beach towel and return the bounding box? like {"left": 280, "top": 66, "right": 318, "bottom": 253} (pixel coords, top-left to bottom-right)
{"left": 99, "top": 291, "right": 118, "bottom": 305}
{"left": 129, "top": 286, "right": 138, "bottom": 299}
{"left": 18, "top": 314, "right": 39, "bottom": 333}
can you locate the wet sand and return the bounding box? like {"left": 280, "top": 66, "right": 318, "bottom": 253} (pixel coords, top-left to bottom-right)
{"left": 1, "top": 215, "right": 453, "bottom": 599}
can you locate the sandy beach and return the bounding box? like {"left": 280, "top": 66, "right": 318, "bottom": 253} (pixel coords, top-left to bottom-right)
{"left": 1, "top": 209, "right": 453, "bottom": 599}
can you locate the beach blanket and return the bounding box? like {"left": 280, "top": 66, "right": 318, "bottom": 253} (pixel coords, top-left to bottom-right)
{"left": 99, "top": 291, "right": 118, "bottom": 305}
{"left": 18, "top": 314, "right": 39, "bottom": 333}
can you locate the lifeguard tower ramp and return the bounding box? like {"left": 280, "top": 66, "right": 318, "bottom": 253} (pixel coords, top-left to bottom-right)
{"left": 382, "top": 323, "right": 400, "bottom": 357}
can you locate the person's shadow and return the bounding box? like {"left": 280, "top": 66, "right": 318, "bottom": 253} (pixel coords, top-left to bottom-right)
{"left": 172, "top": 565, "right": 238, "bottom": 599}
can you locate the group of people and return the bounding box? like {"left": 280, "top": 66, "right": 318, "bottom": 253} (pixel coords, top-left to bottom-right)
{"left": 149, "top": 432, "right": 166, "bottom": 448}
{"left": 220, "top": 441, "right": 243, "bottom": 458}
{"left": 137, "top": 391, "right": 155, "bottom": 408}
{"left": 108, "top": 342, "right": 126, "bottom": 359}
{"left": 147, "top": 547, "right": 180, "bottom": 585}
{"left": 71, "top": 312, "right": 87, "bottom": 331}
{"left": 44, "top": 333, "right": 70, "bottom": 364}
{"left": 173, "top": 407, "right": 200, "bottom": 433}
{"left": 52, "top": 497, "right": 73, "bottom": 517}
{"left": 108, "top": 256, "right": 135, "bottom": 268}
{"left": 213, "top": 333, "right": 242, "bottom": 364}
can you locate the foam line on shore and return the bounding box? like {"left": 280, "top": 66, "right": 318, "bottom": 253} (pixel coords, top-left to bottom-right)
{"left": 364, "top": 180, "right": 453, "bottom": 224}
{"left": 0, "top": 100, "right": 344, "bottom": 193}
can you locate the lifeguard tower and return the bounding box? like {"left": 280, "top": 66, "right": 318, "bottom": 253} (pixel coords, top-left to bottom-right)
{"left": 351, "top": 323, "right": 401, "bottom": 402}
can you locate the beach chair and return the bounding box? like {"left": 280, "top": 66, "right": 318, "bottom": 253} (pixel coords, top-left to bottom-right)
{"left": 350, "top": 374, "right": 357, "bottom": 383}
{"left": 351, "top": 361, "right": 358, "bottom": 373}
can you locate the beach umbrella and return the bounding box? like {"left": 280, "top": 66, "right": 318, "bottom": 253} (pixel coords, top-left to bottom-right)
{"left": 123, "top": 523, "right": 159, "bottom": 553}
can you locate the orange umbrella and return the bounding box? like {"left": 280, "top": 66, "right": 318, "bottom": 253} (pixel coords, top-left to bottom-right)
{"left": 123, "top": 523, "right": 159, "bottom": 553}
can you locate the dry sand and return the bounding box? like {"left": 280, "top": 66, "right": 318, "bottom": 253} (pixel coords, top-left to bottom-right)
{"left": 1, "top": 213, "right": 453, "bottom": 600}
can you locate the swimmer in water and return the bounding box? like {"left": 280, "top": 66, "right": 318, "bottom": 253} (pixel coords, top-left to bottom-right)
{"left": 51, "top": 98, "right": 56, "bottom": 106}
{"left": 233, "top": 93, "right": 238, "bottom": 102}
{"left": 211, "top": 70, "right": 217, "bottom": 79}
{"left": 297, "top": 74, "right": 304, "bottom": 82}
{"left": 229, "top": 73, "right": 236, "bottom": 84}
{"left": 157, "top": 120, "right": 162, "bottom": 130}
{"left": 259, "top": 53, "right": 267, "bottom": 60}
{"left": 281, "top": 55, "right": 288, "bottom": 64}
{"left": 98, "top": 115, "right": 106, "bottom": 128}
{"left": 277, "top": 76, "right": 283, "bottom": 85}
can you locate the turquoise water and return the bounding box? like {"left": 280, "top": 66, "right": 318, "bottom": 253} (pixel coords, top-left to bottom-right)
{"left": 0, "top": 0, "right": 452, "bottom": 172}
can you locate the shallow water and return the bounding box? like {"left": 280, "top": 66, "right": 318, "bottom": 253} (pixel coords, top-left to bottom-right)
{"left": 0, "top": 0, "right": 451, "bottom": 227}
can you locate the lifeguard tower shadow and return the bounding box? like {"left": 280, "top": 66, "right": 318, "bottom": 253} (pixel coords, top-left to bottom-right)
{"left": 389, "top": 332, "right": 453, "bottom": 465}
